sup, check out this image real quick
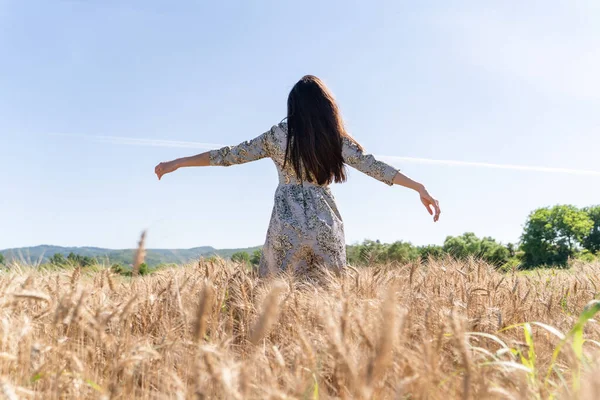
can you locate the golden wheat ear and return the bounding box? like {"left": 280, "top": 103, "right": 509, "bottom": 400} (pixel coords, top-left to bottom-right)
{"left": 249, "top": 281, "right": 287, "bottom": 346}
{"left": 132, "top": 230, "right": 147, "bottom": 278}
{"left": 193, "top": 283, "right": 215, "bottom": 343}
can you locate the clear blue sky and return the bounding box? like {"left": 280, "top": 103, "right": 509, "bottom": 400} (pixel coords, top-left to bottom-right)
{"left": 1, "top": 0, "right": 599, "bottom": 250}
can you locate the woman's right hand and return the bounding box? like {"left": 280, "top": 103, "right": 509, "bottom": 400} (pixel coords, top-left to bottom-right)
{"left": 419, "top": 187, "right": 441, "bottom": 222}
{"left": 155, "top": 161, "right": 179, "bottom": 180}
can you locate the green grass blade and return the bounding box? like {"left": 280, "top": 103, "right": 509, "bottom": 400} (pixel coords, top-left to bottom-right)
{"left": 569, "top": 300, "right": 600, "bottom": 361}
{"left": 498, "top": 322, "right": 527, "bottom": 333}
{"left": 523, "top": 323, "right": 535, "bottom": 363}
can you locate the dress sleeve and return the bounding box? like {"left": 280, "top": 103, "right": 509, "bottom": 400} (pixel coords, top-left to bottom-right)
{"left": 209, "top": 128, "right": 273, "bottom": 166}
{"left": 342, "top": 137, "right": 398, "bottom": 186}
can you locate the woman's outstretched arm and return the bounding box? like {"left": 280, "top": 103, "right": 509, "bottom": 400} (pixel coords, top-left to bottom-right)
{"left": 154, "top": 128, "right": 273, "bottom": 180}
{"left": 154, "top": 152, "right": 210, "bottom": 180}
{"left": 341, "top": 137, "right": 440, "bottom": 222}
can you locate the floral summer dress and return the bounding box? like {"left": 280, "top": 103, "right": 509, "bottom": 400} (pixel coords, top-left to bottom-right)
{"left": 209, "top": 122, "right": 399, "bottom": 276}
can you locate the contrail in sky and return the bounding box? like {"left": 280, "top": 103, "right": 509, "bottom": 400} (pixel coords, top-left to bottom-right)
{"left": 376, "top": 156, "right": 600, "bottom": 176}
{"left": 51, "top": 133, "right": 600, "bottom": 177}
{"left": 78, "top": 134, "right": 225, "bottom": 150}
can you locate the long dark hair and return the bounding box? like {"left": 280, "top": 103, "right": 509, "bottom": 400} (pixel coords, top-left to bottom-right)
{"left": 284, "top": 75, "right": 362, "bottom": 185}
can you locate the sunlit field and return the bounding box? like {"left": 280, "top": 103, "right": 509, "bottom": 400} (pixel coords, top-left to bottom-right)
{"left": 1, "top": 257, "right": 599, "bottom": 399}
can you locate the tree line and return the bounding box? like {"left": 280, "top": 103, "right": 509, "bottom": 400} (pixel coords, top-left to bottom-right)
{"left": 22, "top": 252, "right": 151, "bottom": 276}
{"left": 230, "top": 204, "right": 600, "bottom": 269}
{"left": 2, "top": 204, "right": 596, "bottom": 271}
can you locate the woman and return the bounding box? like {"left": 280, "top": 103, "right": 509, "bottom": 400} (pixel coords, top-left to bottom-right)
{"left": 155, "top": 75, "right": 440, "bottom": 276}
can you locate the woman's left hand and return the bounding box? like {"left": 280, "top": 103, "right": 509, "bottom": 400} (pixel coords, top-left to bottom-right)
{"left": 155, "top": 161, "right": 179, "bottom": 180}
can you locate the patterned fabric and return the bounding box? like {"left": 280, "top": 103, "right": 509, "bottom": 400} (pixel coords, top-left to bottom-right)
{"left": 209, "top": 122, "right": 399, "bottom": 276}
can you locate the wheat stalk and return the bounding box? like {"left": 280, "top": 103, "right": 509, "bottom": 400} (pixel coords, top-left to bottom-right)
{"left": 133, "top": 230, "right": 146, "bottom": 278}
{"left": 193, "top": 282, "right": 215, "bottom": 343}
{"left": 249, "top": 282, "right": 286, "bottom": 346}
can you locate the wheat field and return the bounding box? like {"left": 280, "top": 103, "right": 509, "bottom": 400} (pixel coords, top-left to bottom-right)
{"left": 0, "top": 257, "right": 599, "bottom": 399}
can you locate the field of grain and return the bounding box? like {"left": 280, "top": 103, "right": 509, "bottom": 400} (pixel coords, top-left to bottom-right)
{"left": 0, "top": 258, "right": 599, "bottom": 399}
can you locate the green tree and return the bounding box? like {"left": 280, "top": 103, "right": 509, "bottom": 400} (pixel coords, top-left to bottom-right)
{"left": 385, "top": 241, "right": 420, "bottom": 263}
{"left": 67, "top": 252, "right": 79, "bottom": 264}
{"left": 81, "top": 256, "right": 94, "bottom": 267}
{"left": 65, "top": 252, "right": 95, "bottom": 267}
{"left": 250, "top": 249, "right": 262, "bottom": 265}
{"left": 0, "top": 253, "right": 4, "bottom": 265}
{"left": 347, "top": 240, "right": 422, "bottom": 264}
{"left": 480, "top": 237, "right": 510, "bottom": 266}
{"left": 111, "top": 263, "right": 127, "bottom": 275}
{"left": 138, "top": 262, "right": 149, "bottom": 276}
{"left": 506, "top": 243, "right": 517, "bottom": 258}
{"left": 231, "top": 251, "right": 250, "bottom": 263}
{"left": 443, "top": 233, "right": 482, "bottom": 259}
{"left": 50, "top": 253, "right": 67, "bottom": 265}
{"left": 442, "top": 233, "right": 510, "bottom": 266}
{"left": 418, "top": 245, "right": 445, "bottom": 259}
{"left": 583, "top": 206, "right": 600, "bottom": 254}
{"left": 355, "top": 240, "right": 389, "bottom": 263}
{"left": 486, "top": 243, "right": 511, "bottom": 266}
{"left": 521, "top": 205, "right": 593, "bottom": 267}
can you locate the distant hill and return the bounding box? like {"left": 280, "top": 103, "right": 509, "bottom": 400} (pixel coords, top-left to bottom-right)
{"left": 0, "top": 244, "right": 262, "bottom": 267}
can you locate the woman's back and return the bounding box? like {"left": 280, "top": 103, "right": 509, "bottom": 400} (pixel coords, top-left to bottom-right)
{"left": 207, "top": 121, "right": 401, "bottom": 275}
{"left": 209, "top": 122, "right": 399, "bottom": 187}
